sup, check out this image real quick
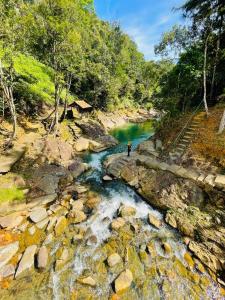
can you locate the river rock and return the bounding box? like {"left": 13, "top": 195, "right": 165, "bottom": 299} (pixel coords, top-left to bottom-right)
{"left": 0, "top": 241, "right": 19, "bottom": 269}
{"left": 37, "top": 246, "right": 48, "bottom": 270}
{"left": 47, "top": 216, "right": 57, "bottom": 232}
{"left": 103, "top": 175, "right": 113, "bottom": 181}
{"left": 77, "top": 276, "right": 96, "bottom": 287}
{"left": 107, "top": 253, "right": 122, "bottom": 267}
{"left": 36, "top": 217, "right": 49, "bottom": 230}
{"left": 119, "top": 205, "right": 136, "bottom": 217}
{"left": 55, "top": 216, "right": 68, "bottom": 236}
{"left": 86, "top": 235, "right": 97, "bottom": 246}
{"left": 184, "top": 252, "right": 194, "bottom": 269}
{"left": 0, "top": 264, "right": 15, "bottom": 279}
{"left": 114, "top": 269, "right": 133, "bottom": 293}
{"left": 29, "top": 207, "right": 48, "bottom": 223}
{"left": 162, "top": 242, "right": 172, "bottom": 255}
{"left": 188, "top": 241, "right": 222, "bottom": 273}
{"left": 43, "top": 233, "right": 53, "bottom": 245}
{"left": 0, "top": 213, "right": 24, "bottom": 230}
{"left": 74, "top": 137, "right": 90, "bottom": 152}
{"left": 86, "top": 195, "right": 101, "bottom": 209}
{"left": 72, "top": 200, "right": 84, "bottom": 211}
{"left": 15, "top": 245, "right": 37, "bottom": 278}
{"left": 148, "top": 214, "right": 161, "bottom": 229}
{"left": 111, "top": 218, "right": 126, "bottom": 230}
{"left": 70, "top": 211, "right": 87, "bottom": 224}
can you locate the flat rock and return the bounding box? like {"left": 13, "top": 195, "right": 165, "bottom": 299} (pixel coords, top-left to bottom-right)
{"left": 0, "top": 264, "right": 15, "bottom": 278}
{"left": 114, "top": 269, "right": 133, "bottom": 293}
{"left": 55, "top": 216, "right": 67, "bottom": 236}
{"left": 72, "top": 200, "right": 84, "bottom": 211}
{"left": 148, "top": 213, "right": 162, "bottom": 229}
{"left": 47, "top": 216, "right": 57, "bottom": 232}
{"left": 0, "top": 241, "right": 19, "bottom": 269}
{"left": 215, "top": 175, "right": 225, "bottom": 188}
{"left": 77, "top": 276, "right": 96, "bottom": 287}
{"left": 37, "top": 246, "right": 48, "bottom": 269}
{"left": 15, "top": 245, "right": 37, "bottom": 278}
{"left": 36, "top": 218, "right": 49, "bottom": 230}
{"left": 119, "top": 205, "right": 136, "bottom": 217}
{"left": 103, "top": 175, "right": 113, "bottom": 181}
{"left": 111, "top": 218, "right": 126, "bottom": 230}
{"left": 29, "top": 207, "right": 48, "bottom": 223}
{"left": 70, "top": 210, "right": 87, "bottom": 224}
{"left": 107, "top": 253, "right": 122, "bottom": 267}
{"left": 0, "top": 213, "right": 24, "bottom": 230}
{"left": 0, "top": 145, "right": 26, "bottom": 173}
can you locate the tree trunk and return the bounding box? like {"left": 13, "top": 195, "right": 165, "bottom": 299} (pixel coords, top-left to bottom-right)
{"left": 60, "top": 74, "right": 72, "bottom": 122}
{"left": 218, "top": 109, "right": 225, "bottom": 134}
{"left": 0, "top": 60, "right": 17, "bottom": 139}
{"left": 203, "top": 36, "right": 209, "bottom": 116}
{"left": 210, "top": 37, "right": 220, "bottom": 103}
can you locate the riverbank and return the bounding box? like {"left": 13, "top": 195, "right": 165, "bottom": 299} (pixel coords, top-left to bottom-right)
{"left": 105, "top": 138, "right": 225, "bottom": 289}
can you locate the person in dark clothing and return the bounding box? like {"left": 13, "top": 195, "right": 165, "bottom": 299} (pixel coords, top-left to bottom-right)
{"left": 127, "top": 141, "right": 132, "bottom": 157}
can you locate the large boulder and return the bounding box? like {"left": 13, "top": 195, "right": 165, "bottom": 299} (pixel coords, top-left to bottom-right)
{"left": 0, "top": 213, "right": 24, "bottom": 230}
{"left": 107, "top": 253, "right": 122, "bottom": 267}
{"left": 74, "top": 137, "right": 90, "bottom": 152}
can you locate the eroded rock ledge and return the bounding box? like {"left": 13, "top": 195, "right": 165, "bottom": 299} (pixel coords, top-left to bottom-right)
{"left": 105, "top": 146, "right": 225, "bottom": 284}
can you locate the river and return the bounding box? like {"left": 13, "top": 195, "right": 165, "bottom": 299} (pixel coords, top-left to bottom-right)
{"left": 51, "top": 120, "right": 221, "bottom": 300}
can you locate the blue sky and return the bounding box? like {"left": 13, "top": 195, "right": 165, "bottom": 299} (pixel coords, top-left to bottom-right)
{"left": 94, "top": 0, "right": 187, "bottom": 60}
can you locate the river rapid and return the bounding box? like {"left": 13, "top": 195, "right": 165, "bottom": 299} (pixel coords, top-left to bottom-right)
{"left": 51, "top": 121, "right": 222, "bottom": 300}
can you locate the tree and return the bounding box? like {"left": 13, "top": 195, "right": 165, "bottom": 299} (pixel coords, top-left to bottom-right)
{"left": 0, "top": 0, "right": 26, "bottom": 140}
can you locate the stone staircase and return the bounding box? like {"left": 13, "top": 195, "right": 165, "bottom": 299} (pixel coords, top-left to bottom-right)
{"left": 69, "top": 124, "right": 82, "bottom": 140}
{"left": 169, "top": 112, "right": 206, "bottom": 162}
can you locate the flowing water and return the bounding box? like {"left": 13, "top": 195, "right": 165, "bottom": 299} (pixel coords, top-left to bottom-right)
{"left": 50, "top": 120, "right": 222, "bottom": 299}
{"left": 1, "top": 121, "right": 222, "bottom": 300}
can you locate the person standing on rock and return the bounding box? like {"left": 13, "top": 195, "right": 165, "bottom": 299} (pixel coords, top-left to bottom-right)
{"left": 127, "top": 141, "right": 132, "bottom": 157}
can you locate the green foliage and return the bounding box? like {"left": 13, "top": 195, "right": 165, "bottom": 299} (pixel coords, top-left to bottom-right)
{"left": 0, "top": 187, "right": 24, "bottom": 203}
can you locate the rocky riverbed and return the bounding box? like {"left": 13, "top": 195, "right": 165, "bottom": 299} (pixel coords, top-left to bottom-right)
{"left": 0, "top": 117, "right": 224, "bottom": 299}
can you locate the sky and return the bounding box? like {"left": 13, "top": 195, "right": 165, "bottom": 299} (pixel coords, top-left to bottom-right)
{"left": 94, "top": 0, "right": 187, "bottom": 61}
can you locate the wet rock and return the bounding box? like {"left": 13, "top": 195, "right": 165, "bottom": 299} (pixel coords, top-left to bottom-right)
{"left": 147, "top": 242, "right": 157, "bottom": 258}
{"left": 103, "top": 175, "right": 113, "bottom": 181}
{"left": 184, "top": 252, "right": 194, "bottom": 269}
{"left": 55, "top": 216, "right": 68, "bottom": 236}
{"left": 188, "top": 241, "right": 222, "bottom": 273}
{"left": 47, "top": 216, "right": 57, "bottom": 232}
{"left": 165, "top": 212, "right": 177, "bottom": 228}
{"left": 43, "top": 233, "right": 53, "bottom": 245}
{"left": 55, "top": 248, "right": 69, "bottom": 271}
{"left": 86, "top": 195, "right": 101, "bottom": 209}
{"left": 74, "top": 137, "right": 90, "bottom": 152}
{"left": 37, "top": 246, "right": 48, "bottom": 270}
{"left": 162, "top": 242, "right": 172, "bottom": 255}
{"left": 107, "top": 253, "right": 122, "bottom": 267}
{"left": 114, "top": 269, "right": 133, "bottom": 293}
{"left": 36, "top": 218, "right": 49, "bottom": 230}
{"left": 15, "top": 245, "right": 37, "bottom": 278}
{"left": 148, "top": 214, "right": 161, "bottom": 229}
{"left": 70, "top": 211, "right": 87, "bottom": 224}
{"left": 0, "top": 241, "right": 19, "bottom": 269}
{"left": 111, "top": 218, "right": 126, "bottom": 230}
{"left": 0, "top": 213, "right": 24, "bottom": 230}
{"left": 86, "top": 235, "right": 97, "bottom": 246}
{"left": 71, "top": 200, "right": 84, "bottom": 211}
{"left": 77, "top": 276, "right": 96, "bottom": 287}
{"left": 0, "top": 264, "right": 15, "bottom": 278}
{"left": 28, "top": 225, "right": 36, "bottom": 235}
{"left": 119, "top": 205, "right": 136, "bottom": 217}
{"left": 29, "top": 207, "right": 48, "bottom": 223}
{"left": 68, "top": 160, "right": 89, "bottom": 179}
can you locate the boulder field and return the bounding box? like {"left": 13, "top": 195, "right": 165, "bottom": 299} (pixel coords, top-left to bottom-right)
{"left": 105, "top": 140, "right": 225, "bottom": 286}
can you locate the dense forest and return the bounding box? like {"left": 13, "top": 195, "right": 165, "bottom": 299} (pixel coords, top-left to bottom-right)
{"left": 0, "top": 0, "right": 225, "bottom": 136}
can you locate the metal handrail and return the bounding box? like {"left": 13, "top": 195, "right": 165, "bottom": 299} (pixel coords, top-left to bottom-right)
{"left": 168, "top": 100, "right": 204, "bottom": 152}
